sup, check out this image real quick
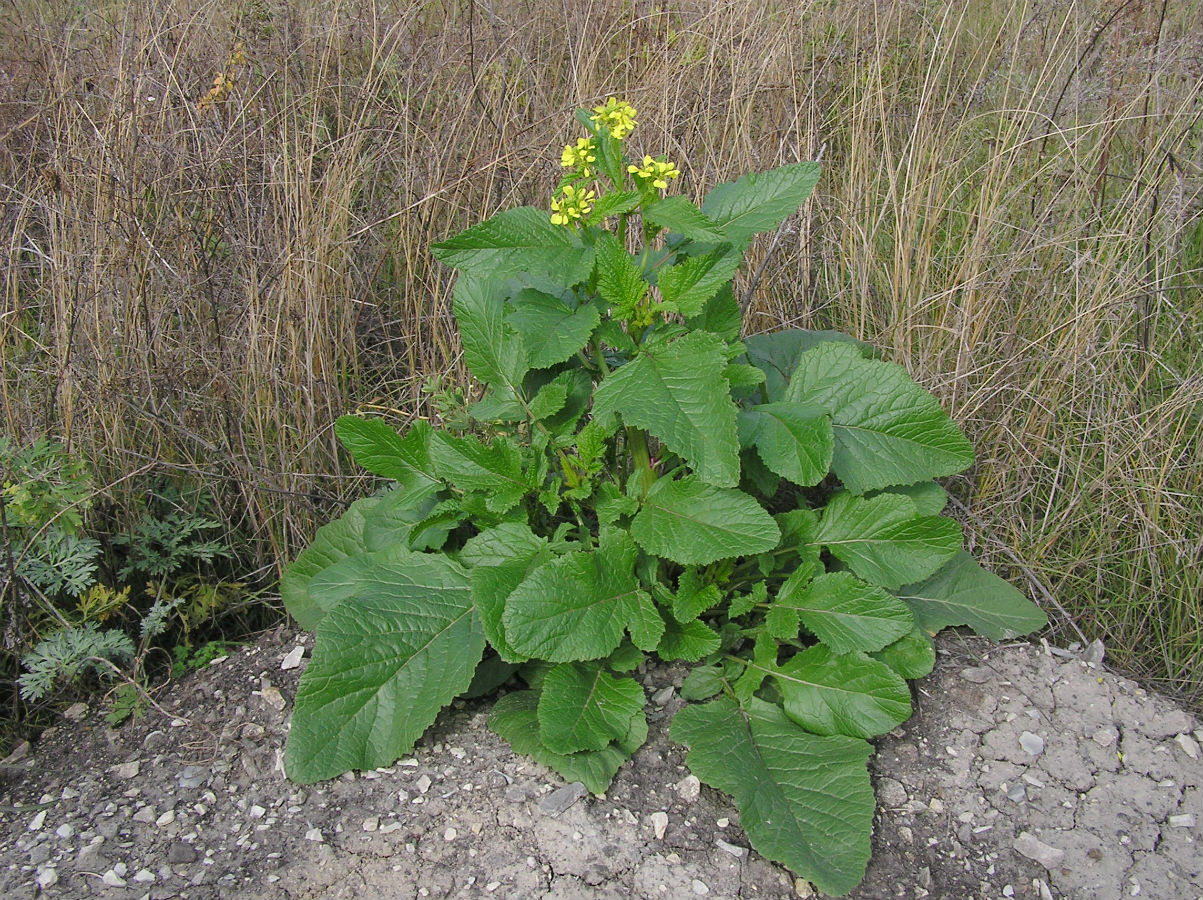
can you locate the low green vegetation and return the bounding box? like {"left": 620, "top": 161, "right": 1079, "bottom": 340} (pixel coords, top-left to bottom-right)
{"left": 280, "top": 105, "right": 1046, "bottom": 895}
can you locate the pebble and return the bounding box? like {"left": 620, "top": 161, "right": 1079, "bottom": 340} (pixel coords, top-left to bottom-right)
{"left": 415, "top": 775, "right": 433, "bottom": 794}
{"left": 649, "top": 811, "right": 669, "bottom": 840}
{"left": 537, "top": 781, "right": 587, "bottom": 816}
{"left": 652, "top": 686, "right": 675, "bottom": 706}
{"left": 102, "top": 869, "right": 127, "bottom": 886}
{"left": 304, "top": 829, "right": 324, "bottom": 843}
{"left": 691, "top": 878, "right": 709, "bottom": 894}
{"left": 177, "top": 766, "right": 208, "bottom": 789}
{"left": 716, "top": 838, "right": 748, "bottom": 858}
{"left": 109, "top": 760, "right": 141, "bottom": 779}
{"left": 1174, "top": 733, "right": 1200, "bottom": 760}
{"left": 443, "top": 827, "right": 457, "bottom": 841}
{"left": 55, "top": 823, "right": 74, "bottom": 839}
{"left": 167, "top": 842, "right": 197, "bottom": 864}
{"left": 133, "top": 868, "right": 156, "bottom": 883}
{"left": 156, "top": 809, "right": 176, "bottom": 826}
{"left": 1019, "top": 732, "right": 1045, "bottom": 756}
{"left": 960, "top": 666, "right": 993, "bottom": 683}
{"left": 27, "top": 810, "right": 46, "bottom": 831}
{"left": 35, "top": 865, "right": 58, "bottom": 888}
{"left": 280, "top": 645, "right": 305, "bottom": 670}
{"left": 363, "top": 816, "right": 379, "bottom": 832}
{"left": 675, "top": 775, "right": 701, "bottom": 803}
{"left": 1169, "top": 814, "right": 1196, "bottom": 828}
{"left": 133, "top": 806, "right": 157, "bottom": 823}
{"left": 63, "top": 702, "right": 89, "bottom": 722}
{"left": 1013, "top": 831, "right": 1065, "bottom": 869}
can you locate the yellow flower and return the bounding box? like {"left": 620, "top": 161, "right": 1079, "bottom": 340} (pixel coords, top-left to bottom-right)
{"left": 628, "top": 155, "right": 681, "bottom": 191}
{"left": 561, "top": 137, "right": 597, "bottom": 175}
{"left": 590, "top": 98, "right": 638, "bottom": 140}
{"left": 550, "top": 184, "right": 597, "bottom": 226}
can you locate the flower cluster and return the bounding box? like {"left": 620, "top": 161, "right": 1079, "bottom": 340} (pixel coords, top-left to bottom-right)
{"left": 589, "top": 98, "right": 638, "bottom": 139}
{"left": 628, "top": 155, "right": 681, "bottom": 191}
{"left": 560, "top": 137, "right": 597, "bottom": 176}
{"left": 550, "top": 184, "right": 596, "bottom": 226}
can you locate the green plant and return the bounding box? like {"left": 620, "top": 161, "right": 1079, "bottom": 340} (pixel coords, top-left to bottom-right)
{"left": 279, "top": 103, "right": 1046, "bottom": 894}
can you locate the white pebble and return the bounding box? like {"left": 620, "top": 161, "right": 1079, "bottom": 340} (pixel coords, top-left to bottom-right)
{"left": 280, "top": 645, "right": 305, "bottom": 670}
{"left": 1169, "top": 814, "right": 1196, "bottom": 828}
{"left": 28, "top": 810, "right": 47, "bottom": 831}
{"left": 305, "top": 828, "right": 324, "bottom": 842}
{"left": 156, "top": 809, "right": 176, "bottom": 826}
{"left": 444, "top": 827, "right": 457, "bottom": 841}
{"left": 1019, "top": 732, "right": 1045, "bottom": 756}
{"left": 692, "top": 879, "right": 710, "bottom": 894}
{"left": 649, "top": 811, "right": 669, "bottom": 840}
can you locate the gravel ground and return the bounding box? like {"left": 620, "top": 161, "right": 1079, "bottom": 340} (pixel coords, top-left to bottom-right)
{"left": 2, "top": 629, "right": 1201, "bottom": 899}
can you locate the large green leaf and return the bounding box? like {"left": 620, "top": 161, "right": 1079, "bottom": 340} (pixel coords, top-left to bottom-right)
{"left": 776, "top": 570, "right": 914, "bottom": 654}
{"left": 657, "top": 617, "right": 721, "bottom": 661}
{"left": 685, "top": 284, "right": 742, "bottom": 343}
{"left": 452, "top": 274, "right": 527, "bottom": 395}
{"left": 785, "top": 341, "right": 975, "bottom": 493}
{"left": 769, "top": 645, "right": 912, "bottom": 739}
{"left": 538, "top": 661, "right": 645, "bottom": 754}
{"left": 630, "top": 475, "right": 779, "bottom": 566}
{"left": 658, "top": 246, "right": 742, "bottom": 318}
{"left": 593, "top": 232, "right": 648, "bottom": 320}
{"left": 815, "top": 492, "right": 962, "bottom": 590}
{"left": 737, "top": 403, "right": 833, "bottom": 487}
{"left": 642, "top": 195, "right": 728, "bottom": 242}
{"left": 592, "top": 331, "right": 741, "bottom": 487}
{"left": 281, "top": 496, "right": 378, "bottom": 630}
{"left": 502, "top": 532, "right": 655, "bottom": 662}
{"left": 360, "top": 481, "right": 447, "bottom": 551}
{"left": 896, "top": 550, "right": 1047, "bottom": 640}
{"left": 461, "top": 523, "right": 553, "bottom": 662}
{"left": 701, "top": 162, "right": 822, "bottom": 248}
{"left": 671, "top": 696, "right": 874, "bottom": 897}
{"left": 507, "top": 289, "right": 601, "bottom": 370}
{"left": 743, "top": 329, "right": 869, "bottom": 402}
{"left": 431, "top": 207, "right": 592, "bottom": 283}
{"left": 489, "top": 691, "right": 644, "bottom": 794}
{"left": 871, "top": 627, "right": 936, "bottom": 679}
{"left": 429, "top": 433, "right": 533, "bottom": 513}
{"left": 334, "top": 417, "right": 439, "bottom": 490}
{"left": 284, "top": 554, "right": 485, "bottom": 783}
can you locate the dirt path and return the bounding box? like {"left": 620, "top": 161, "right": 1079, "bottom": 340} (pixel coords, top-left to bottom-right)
{"left": 3, "top": 630, "right": 1201, "bottom": 899}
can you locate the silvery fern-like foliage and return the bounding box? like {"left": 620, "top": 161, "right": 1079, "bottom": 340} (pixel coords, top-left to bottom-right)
{"left": 18, "top": 624, "right": 135, "bottom": 701}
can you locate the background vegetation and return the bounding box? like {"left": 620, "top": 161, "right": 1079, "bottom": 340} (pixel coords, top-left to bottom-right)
{"left": 1, "top": 0, "right": 1199, "bottom": 721}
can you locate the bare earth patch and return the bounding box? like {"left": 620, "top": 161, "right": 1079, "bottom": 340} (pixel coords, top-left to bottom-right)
{"left": 3, "top": 630, "right": 1201, "bottom": 899}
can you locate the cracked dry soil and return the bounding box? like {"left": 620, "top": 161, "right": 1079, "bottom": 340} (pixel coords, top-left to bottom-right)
{"left": 3, "top": 629, "right": 1202, "bottom": 900}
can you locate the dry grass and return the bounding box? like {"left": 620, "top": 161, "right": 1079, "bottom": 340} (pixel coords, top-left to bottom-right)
{"left": 2, "top": 0, "right": 1200, "bottom": 698}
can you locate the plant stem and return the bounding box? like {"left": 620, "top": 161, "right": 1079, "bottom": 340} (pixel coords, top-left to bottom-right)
{"left": 626, "top": 427, "right": 657, "bottom": 498}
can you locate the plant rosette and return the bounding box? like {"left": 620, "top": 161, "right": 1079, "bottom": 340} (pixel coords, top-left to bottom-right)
{"left": 280, "top": 100, "right": 1046, "bottom": 896}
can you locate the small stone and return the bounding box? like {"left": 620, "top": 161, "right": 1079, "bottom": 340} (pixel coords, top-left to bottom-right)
{"left": 716, "top": 838, "right": 748, "bottom": 858}
{"left": 113, "top": 861, "right": 128, "bottom": 877}
{"left": 1080, "top": 639, "right": 1106, "bottom": 664}
{"left": 380, "top": 821, "right": 403, "bottom": 834}
{"left": 28, "top": 810, "right": 47, "bottom": 831}
{"left": 133, "top": 868, "right": 156, "bottom": 883}
{"left": 652, "top": 686, "right": 675, "bottom": 706}
{"left": 415, "top": 774, "right": 432, "bottom": 794}
{"left": 960, "top": 667, "right": 992, "bottom": 683}
{"left": 142, "top": 730, "right": 167, "bottom": 750}
{"left": 448, "top": 746, "right": 466, "bottom": 759}
{"left": 133, "top": 806, "right": 157, "bottom": 823}
{"left": 538, "top": 781, "right": 587, "bottom": 816}
{"left": 281, "top": 645, "right": 305, "bottom": 670}
{"left": 177, "top": 766, "right": 208, "bottom": 789}
{"left": 716, "top": 817, "right": 729, "bottom": 829}
{"left": 35, "top": 866, "right": 58, "bottom": 889}
{"left": 102, "top": 869, "right": 127, "bottom": 887}
{"left": 486, "top": 882, "right": 501, "bottom": 892}
{"left": 794, "top": 878, "right": 815, "bottom": 898}
{"left": 304, "top": 828, "right": 324, "bottom": 843}
{"left": 1169, "top": 814, "right": 1196, "bottom": 828}
{"left": 1019, "top": 732, "right": 1045, "bottom": 757}
{"left": 876, "top": 777, "right": 908, "bottom": 807}
{"left": 55, "top": 823, "right": 75, "bottom": 839}
{"left": 63, "top": 702, "right": 89, "bottom": 722}
{"left": 928, "top": 798, "right": 945, "bottom": 814}
{"left": 2, "top": 740, "right": 31, "bottom": 764}
{"left": 1091, "top": 727, "right": 1119, "bottom": 748}
{"left": 1013, "top": 831, "right": 1065, "bottom": 870}
{"left": 443, "top": 827, "right": 457, "bottom": 841}
{"left": 1002, "top": 885, "right": 1014, "bottom": 897}
{"left": 1007, "top": 784, "right": 1027, "bottom": 802}
{"left": 259, "top": 685, "right": 286, "bottom": 711}
{"left": 166, "top": 843, "right": 196, "bottom": 865}
{"left": 248, "top": 805, "right": 266, "bottom": 819}
{"left": 691, "top": 879, "right": 709, "bottom": 894}
{"left": 675, "top": 775, "right": 701, "bottom": 803}
{"left": 76, "top": 841, "right": 109, "bottom": 871}
{"left": 649, "top": 811, "right": 669, "bottom": 840}
{"left": 362, "top": 816, "right": 379, "bottom": 832}
{"left": 156, "top": 809, "right": 176, "bottom": 826}
{"left": 109, "top": 760, "right": 141, "bottom": 779}
{"left": 1174, "top": 734, "right": 1200, "bottom": 760}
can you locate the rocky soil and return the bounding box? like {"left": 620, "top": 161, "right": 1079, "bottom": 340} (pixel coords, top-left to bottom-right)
{"left": 2, "top": 629, "right": 1202, "bottom": 900}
